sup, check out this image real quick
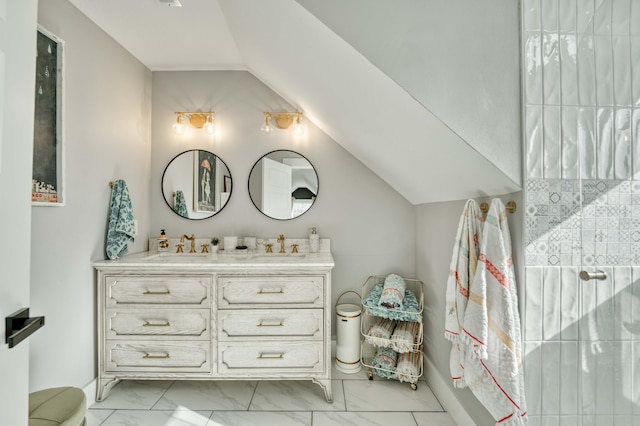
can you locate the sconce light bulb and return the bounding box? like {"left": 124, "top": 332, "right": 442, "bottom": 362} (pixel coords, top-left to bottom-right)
{"left": 204, "top": 116, "right": 216, "bottom": 135}
{"left": 172, "top": 114, "right": 185, "bottom": 135}
{"left": 293, "top": 114, "right": 304, "bottom": 136}
{"left": 172, "top": 122, "right": 185, "bottom": 135}
{"left": 261, "top": 113, "right": 273, "bottom": 133}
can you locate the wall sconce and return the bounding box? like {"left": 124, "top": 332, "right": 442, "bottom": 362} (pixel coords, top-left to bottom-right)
{"left": 261, "top": 111, "right": 304, "bottom": 135}
{"left": 172, "top": 111, "right": 215, "bottom": 135}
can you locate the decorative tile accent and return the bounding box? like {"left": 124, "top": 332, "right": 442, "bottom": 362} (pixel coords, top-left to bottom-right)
{"left": 525, "top": 178, "right": 640, "bottom": 266}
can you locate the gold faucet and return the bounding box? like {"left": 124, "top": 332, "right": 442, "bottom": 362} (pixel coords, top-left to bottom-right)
{"left": 180, "top": 234, "right": 196, "bottom": 253}
{"left": 277, "top": 234, "right": 285, "bottom": 253}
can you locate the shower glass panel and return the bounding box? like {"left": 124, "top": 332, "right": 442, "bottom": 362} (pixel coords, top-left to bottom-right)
{"left": 522, "top": 0, "right": 640, "bottom": 424}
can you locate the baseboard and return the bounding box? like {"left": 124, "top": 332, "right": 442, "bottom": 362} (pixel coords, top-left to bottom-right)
{"left": 423, "top": 356, "right": 477, "bottom": 426}
{"left": 82, "top": 379, "right": 97, "bottom": 406}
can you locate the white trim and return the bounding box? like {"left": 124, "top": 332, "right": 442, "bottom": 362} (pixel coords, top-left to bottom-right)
{"left": 82, "top": 378, "right": 97, "bottom": 406}
{"left": 423, "top": 356, "right": 477, "bottom": 426}
{"left": 32, "top": 25, "right": 65, "bottom": 206}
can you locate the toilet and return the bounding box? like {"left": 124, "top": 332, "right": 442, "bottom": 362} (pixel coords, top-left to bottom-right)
{"left": 28, "top": 387, "right": 86, "bottom": 426}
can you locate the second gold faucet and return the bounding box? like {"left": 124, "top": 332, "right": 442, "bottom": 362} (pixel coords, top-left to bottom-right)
{"left": 277, "top": 234, "right": 285, "bottom": 253}
{"left": 180, "top": 234, "right": 196, "bottom": 253}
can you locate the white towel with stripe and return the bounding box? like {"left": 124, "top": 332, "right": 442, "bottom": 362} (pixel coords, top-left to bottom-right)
{"left": 444, "top": 199, "right": 483, "bottom": 388}
{"left": 462, "top": 198, "right": 527, "bottom": 426}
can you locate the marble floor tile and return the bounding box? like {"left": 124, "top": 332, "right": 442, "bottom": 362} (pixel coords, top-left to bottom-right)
{"left": 89, "top": 380, "right": 173, "bottom": 410}
{"left": 412, "top": 412, "right": 457, "bottom": 426}
{"left": 153, "top": 380, "right": 257, "bottom": 411}
{"left": 331, "top": 361, "right": 370, "bottom": 380}
{"left": 313, "top": 411, "right": 418, "bottom": 426}
{"left": 207, "top": 411, "right": 311, "bottom": 426}
{"left": 100, "top": 409, "right": 211, "bottom": 426}
{"left": 85, "top": 408, "right": 114, "bottom": 426}
{"left": 249, "top": 380, "right": 345, "bottom": 411}
{"left": 343, "top": 379, "right": 443, "bottom": 412}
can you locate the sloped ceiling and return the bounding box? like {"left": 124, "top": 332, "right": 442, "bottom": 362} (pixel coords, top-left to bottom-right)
{"left": 68, "top": 0, "right": 520, "bottom": 205}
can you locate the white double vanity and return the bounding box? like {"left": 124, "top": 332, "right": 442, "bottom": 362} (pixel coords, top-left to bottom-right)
{"left": 93, "top": 243, "right": 334, "bottom": 403}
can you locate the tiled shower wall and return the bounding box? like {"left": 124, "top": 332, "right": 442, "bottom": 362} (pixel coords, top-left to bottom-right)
{"left": 523, "top": 0, "right": 640, "bottom": 424}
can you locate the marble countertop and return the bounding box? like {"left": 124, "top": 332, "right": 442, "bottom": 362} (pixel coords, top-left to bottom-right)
{"left": 93, "top": 250, "right": 335, "bottom": 270}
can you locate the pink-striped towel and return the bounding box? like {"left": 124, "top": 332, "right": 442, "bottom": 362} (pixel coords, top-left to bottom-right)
{"left": 396, "top": 351, "right": 420, "bottom": 384}
{"left": 391, "top": 321, "right": 420, "bottom": 353}
{"left": 366, "top": 317, "right": 396, "bottom": 347}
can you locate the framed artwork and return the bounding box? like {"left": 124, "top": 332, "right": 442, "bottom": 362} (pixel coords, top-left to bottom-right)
{"left": 224, "top": 175, "right": 231, "bottom": 193}
{"left": 32, "top": 27, "right": 64, "bottom": 206}
{"left": 194, "top": 150, "right": 215, "bottom": 212}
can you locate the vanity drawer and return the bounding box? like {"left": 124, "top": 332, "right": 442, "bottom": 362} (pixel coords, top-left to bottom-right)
{"left": 105, "top": 341, "right": 211, "bottom": 373}
{"left": 218, "top": 276, "right": 323, "bottom": 308}
{"left": 106, "top": 309, "right": 210, "bottom": 339}
{"left": 105, "top": 276, "right": 210, "bottom": 306}
{"left": 218, "top": 309, "right": 322, "bottom": 340}
{"left": 218, "top": 341, "right": 323, "bottom": 374}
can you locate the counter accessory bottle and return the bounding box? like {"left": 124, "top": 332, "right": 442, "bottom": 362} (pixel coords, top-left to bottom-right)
{"left": 157, "top": 229, "right": 169, "bottom": 252}
{"left": 309, "top": 227, "right": 320, "bottom": 253}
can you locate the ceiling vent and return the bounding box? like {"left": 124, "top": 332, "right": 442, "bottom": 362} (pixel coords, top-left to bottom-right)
{"left": 157, "top": 0, "right": 182, "bottom": 7}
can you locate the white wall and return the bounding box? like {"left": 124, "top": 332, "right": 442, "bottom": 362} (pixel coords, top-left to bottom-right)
{"left": 0, "top": 1, "right": 38, "bottom": 424}
{"left": 151, "top": 70, "right": 416, "bottom": 322}
{"left": 415, "top": 192, "right": 524, "bottom": 426}
{"left": 30, "top": 0, "right": 152, "bottom": 391}
{"left": 297, "top": 0, "right": 522, "bottom": 187}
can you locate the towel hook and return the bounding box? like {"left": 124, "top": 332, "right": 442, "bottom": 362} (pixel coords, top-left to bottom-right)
{"left": 479, "top": 201, "right": 516, "bottom": 214}
{"left": 479, "top": 202, "right": 489, "bottom": 213}
{"left": 108, "top": 181, "right": 114, "bottom": 188}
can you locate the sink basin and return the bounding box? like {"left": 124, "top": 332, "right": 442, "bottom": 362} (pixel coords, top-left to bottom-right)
{"left": 249, "top": 253, "right": 306, "bottom": 260}
{"left": 143, "top": 253, "right": 210, "bottom": 261}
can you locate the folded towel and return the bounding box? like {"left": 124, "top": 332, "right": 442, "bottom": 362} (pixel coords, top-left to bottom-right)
{"left": 396, "top": 351, "right": 420, "bottom": 384}
{"left": 363, "top": 282, "right": 422, "bottom": 322}
{"left": 391, "top": 321, "right": 420, "bottom": 353}
{"left": 365, "top": 318, "right": 396, "bottom": 347}
{"left": 174, "top": 190, "right": 188, "bottom": 218}
{"left": 106, "top": 180, "right": 135, "bottom": 260}
{"left": 371, "top": 347, "right": 398, "bottom": 379}
{"left": 378, "top": 273, "right": 406, "bottom": 309}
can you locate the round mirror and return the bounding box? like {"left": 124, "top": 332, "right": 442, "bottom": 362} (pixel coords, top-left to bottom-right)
{"left": 162, "top": 150, "right": 232, "bottom": 220}
{"left": 248, "top": 150, "right": 319, "bottom": 220}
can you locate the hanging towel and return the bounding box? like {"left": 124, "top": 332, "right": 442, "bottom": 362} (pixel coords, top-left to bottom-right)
{"left": 106, "top": 180, "right": 135, "bottom": 260}
{"left": 378, "top": 273, "right": 406, "bottom": 309}
{"left": 444, "top": 199, "right": 483, "bottom": 388}
{"left": 174, "top": 190, "right": 188, "bottom": 218}
{"left": 462, "top": 198, "right": 527, "bottom": 426}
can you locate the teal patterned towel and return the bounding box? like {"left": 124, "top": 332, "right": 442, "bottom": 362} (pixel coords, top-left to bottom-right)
{"left": 378, "top": 273, "right": 406, "bottom": 309}
{"left": 174, "top": 190, "right": 188, "bottom": 218}
{"left": 106, "top": 180, "right": 135, "bottom": 260}
{"left": 363, "top": 283, "right": 422, "bottom": 323}
{"left": 371, "top": 347, "right": 398, "bottom": 379}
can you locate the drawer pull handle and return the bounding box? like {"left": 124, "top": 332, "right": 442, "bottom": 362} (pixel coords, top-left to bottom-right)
{"left": 257, "top": 288, "right": 284, "bottom": 294}
{"left": 142, "top": 353, "right": 170, "bottom": 359}
{"left": 258, "top": 321, "right": 284, "bottom": 327}
{"left": 143, "top": 321, "right": 171, "bottom": 327}
{"left": 257, "top": 353, "right": 284, "bottom": 359}
{"left": 143, "top": 290, "right": 171, "bottom": 295}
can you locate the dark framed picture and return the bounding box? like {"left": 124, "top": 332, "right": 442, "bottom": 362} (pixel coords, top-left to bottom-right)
{"left": 194, "top": 150, "right": 215, "bottom": 212}
{"left": 32, "top": 27, "right": 64, "bottom": 206}
{"left": 224, "top": 175, "right": 231, "bottom": 193}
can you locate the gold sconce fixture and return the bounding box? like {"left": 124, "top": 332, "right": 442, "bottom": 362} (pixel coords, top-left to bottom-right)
{"left": 261, "top": 111, "right": 304, "bottom": 135}
{"left": 172, "top": 111, "right": 215, "bottom": 135}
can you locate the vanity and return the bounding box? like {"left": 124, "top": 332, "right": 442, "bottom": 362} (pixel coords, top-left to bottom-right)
{"left": 93, "top": 244, "right": 334, "bottom": 402}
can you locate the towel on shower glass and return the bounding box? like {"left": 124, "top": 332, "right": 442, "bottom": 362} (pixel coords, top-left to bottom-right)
{"left": 444, "top": 199, "right": 483, "bottom": 388}
{"left": 396, "top": 351, "right": 420, "bottom": 384}
{"left": 365, "top": 317, "right": 396, "bottom": 347}
{"left": 378, "top": 273, "right": 406, "bottom": 309}
{"left": 371, "top": 347, "right": 398, "bottom": 379}
{"left": 462, "top": 198, "right": 527, "bottom": 426}
{"left": 391, "top": 321, "right": 420, "bottom": 353}
{"left": 106, "top": 180, "right": 135, "bottom": 260}
{"left": 174, "top": 190, "right": 188, "bottom": 218}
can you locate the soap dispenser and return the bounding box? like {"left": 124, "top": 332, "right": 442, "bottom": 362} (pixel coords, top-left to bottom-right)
{"left": 309, "top": 227, "right": 319, "bottom": 253}
{"left": 157, "top": 229, "right": 169, "bottom": 252}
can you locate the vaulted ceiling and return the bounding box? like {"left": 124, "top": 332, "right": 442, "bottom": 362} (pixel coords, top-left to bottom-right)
{"left": 68, "top": 0, "right": 522, "bottom": 205}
